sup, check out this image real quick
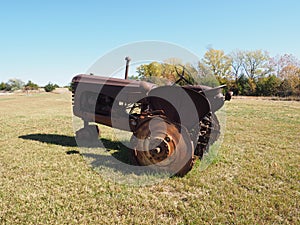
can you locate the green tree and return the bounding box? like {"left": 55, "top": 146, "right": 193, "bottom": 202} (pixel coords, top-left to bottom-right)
{"left": 200, "top": 48, "right": 232, "bottom": 79}
{"left": 278, "top": 79, "right": 293, "bottom": 96}
{"left": 44, "top": 82, "right": 58, "bottom": 92}
{"left": 136, "top": 62, "right": 167, "bottom": 85}
{"left": 24, "top": 80, "right": 39, "bottom": 91}
{"left": 255, "top": 75, "right": 281, "bottom": 96}
{"left": 137, "top": 62, "right": 162, "bottom": 78}
{"left": 0, "top": 82, "right": 7, "bottom": 91}
{"left": 136, "top": 61, "right": 197, "bottom": 86}
{"left": 236, "top": 74, "right": 253, "bottom": 95}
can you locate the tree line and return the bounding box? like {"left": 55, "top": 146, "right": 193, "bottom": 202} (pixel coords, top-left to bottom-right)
{"left": 2, "top": 49, "right": 299, "bottom": 97}
{"left": 0, "top": 79, "right": 60, "bottom": 92}
{"left": 135, "top": 49, "right": 300, "bottom": 97}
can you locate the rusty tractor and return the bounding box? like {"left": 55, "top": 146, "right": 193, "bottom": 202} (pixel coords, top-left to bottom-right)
{"left": 72, "top": 59, "right": 231, "bottom": 176}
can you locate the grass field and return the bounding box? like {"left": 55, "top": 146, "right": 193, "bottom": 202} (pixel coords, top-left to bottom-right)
{"left": 0, "top": 92, "right": 299, "bottom": 224}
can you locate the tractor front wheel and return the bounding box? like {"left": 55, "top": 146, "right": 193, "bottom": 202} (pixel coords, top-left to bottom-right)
{"left": 131, "top": 117, "right": 194, "bottom": 176}
{"left": 75, "top": 124, "right": 99, "bottom": 147}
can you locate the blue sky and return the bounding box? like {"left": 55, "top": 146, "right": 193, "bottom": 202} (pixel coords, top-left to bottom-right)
{"left": 1, "top": 0, "right": 299, "bottom": 86}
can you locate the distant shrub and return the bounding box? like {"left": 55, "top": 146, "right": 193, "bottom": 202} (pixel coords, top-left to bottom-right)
{"left": 44, "top": 82, "right": 58, "bottom": 92}
{"left": 0, "top": 82, "right": 7, "bottom": 91}
{"left": 24, "top": 80, "right": 39, "bottom": 91}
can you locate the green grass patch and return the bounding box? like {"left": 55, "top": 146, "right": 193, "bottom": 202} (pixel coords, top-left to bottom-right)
{"left": 0, "top": 94, "right": 299, "bottom": 224}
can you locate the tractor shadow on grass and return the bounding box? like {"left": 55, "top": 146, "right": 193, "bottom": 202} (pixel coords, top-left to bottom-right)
{"left": 82, "top": 139, "right": 162, "bottom": 177}
{"left": 18, "top": 134, "right": 130, "bottom": 159}
{"left": 76, "top": 138, "right": 142, "bottom": 175}
{"left": 19, "top": 133, "right": 78, "bottom": 147}
{"left": 18, "top": 134, "right": 141, "bottom": 175}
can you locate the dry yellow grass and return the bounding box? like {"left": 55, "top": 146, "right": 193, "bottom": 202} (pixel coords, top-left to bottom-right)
{"left": 0, "top": 93, "right": 299, "bottom": 224}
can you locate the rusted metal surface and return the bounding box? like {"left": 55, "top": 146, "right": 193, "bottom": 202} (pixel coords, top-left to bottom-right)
{"left": 130, "top": 116, "right": 194, "bottom": 176}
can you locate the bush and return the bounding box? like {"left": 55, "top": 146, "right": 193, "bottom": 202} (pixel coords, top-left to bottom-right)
{"left": 0, "top": 82, "right": 8, "bottom": 91}
{"left": 255, "top": 75, "right": 281, "bottom": 96}
{"left": 24, "top": 80, "right": 39, "bottom": 91}
{"left": 44, "top": 82, "right": 58, "bottom": 92}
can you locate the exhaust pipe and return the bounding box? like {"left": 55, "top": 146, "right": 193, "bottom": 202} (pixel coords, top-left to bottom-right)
{"left": 124, "top": 56, "right": 131, "bottom": 79}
